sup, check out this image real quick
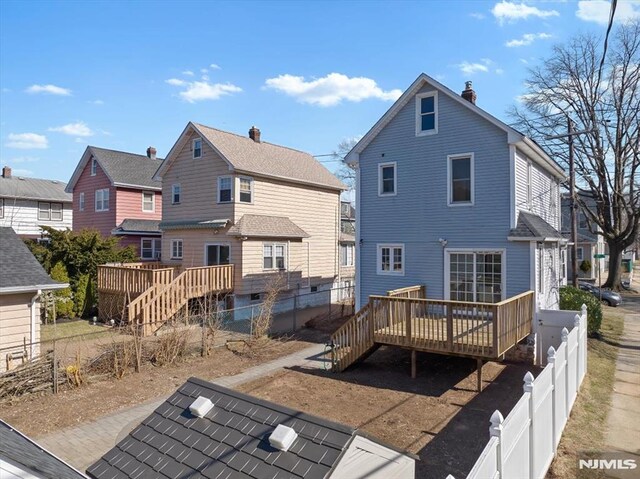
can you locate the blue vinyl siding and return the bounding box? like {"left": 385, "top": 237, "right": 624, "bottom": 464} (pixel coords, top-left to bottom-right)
{"left": 358, "top": 83, "right": 531, "bottom": 305}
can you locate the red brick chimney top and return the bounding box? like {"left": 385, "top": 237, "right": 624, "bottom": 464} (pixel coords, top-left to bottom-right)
{"left": 2, "top": 166, "right": 11, "bottom": 179}
{"left": 249, "top": 126, "right": 261, "bottom": 143}
{"left": 461, "top": 81, "right": 477, "bottom": 105}
{"left": 146, "top": 147, "right": 157, "bottom": 159}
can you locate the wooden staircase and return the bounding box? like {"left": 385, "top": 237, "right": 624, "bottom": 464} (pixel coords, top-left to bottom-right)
{"left": 330, "top": 303, "right": 379, "bottom": 372}
{"left": 128, "top": 265, "right": 234, "bottom": 336}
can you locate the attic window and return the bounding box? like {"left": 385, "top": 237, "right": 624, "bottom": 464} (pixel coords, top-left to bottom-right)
{"left": 189, "top": 396, "right": 214, "bottom": 418}
{"left": 269, "top": 424, "right": 298, "bottom": 452}
{"left": 416, "top": 91, "right": 438, "bottom": 136}
{"left": 91, "top": 157, "right": 97, "bottom": 176}
{"left": 193, "top": 138, "right": 202, "bottom": 159}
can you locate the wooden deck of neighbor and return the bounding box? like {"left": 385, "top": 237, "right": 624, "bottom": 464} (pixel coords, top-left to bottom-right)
{"left": 331, "top": 286, "right": 534, "bottom": 389}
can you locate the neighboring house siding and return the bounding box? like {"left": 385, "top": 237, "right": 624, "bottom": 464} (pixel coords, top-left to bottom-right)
{"left": 115, "top": 188, "right": 162, "bottom": 225}
{"left": 358, "top": 82, "right": 530, "bottom": 304}
{"left": 0, "top": 293, "right": 40, "bottom": 372}
{"left": 0, "top": 198, "right": 72, "bottom": 237}
{"left": 72, "top": 158, "right": 116, "bottom": 236}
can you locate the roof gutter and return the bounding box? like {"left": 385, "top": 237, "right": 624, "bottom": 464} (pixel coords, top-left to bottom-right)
{"left": 112, "top": 182, "right": 162, "bottom": 191}
{"left": 234, "top": 169, "right": 347, "bottom": 192}
{"left": 507, "top": 236, "right": 567, "bottom": 243}
{"left": 0, "top": 283, "right": 69, "bottom": 295}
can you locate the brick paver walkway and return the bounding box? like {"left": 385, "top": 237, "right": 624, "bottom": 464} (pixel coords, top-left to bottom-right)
{"left": 36, "top": 343, "right": 328, "bottom": 472}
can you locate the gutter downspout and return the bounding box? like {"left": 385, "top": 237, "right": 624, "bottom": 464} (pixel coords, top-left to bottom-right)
{"left": 29, "top": 290, "right": 41, "bottom": 360}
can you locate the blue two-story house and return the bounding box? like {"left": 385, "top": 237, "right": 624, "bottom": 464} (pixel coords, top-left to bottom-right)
{"left": 346, "top": 74, "right": 567, "bottom": 314}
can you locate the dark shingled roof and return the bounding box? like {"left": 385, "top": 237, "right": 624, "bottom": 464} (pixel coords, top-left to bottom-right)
{"left": 0, "top": 175, "right": 71, "bottom": 202}
{"left": 509, "top": 211, "right": 564, "bottom": 240}
{"left": 87, "top": 377, "right": 355, "bottom": 479}
{"left": 227, "top": 215, "right": 309, "bottom": 239}
{"left": 0, "top": 420, "right": 87, "bottom": 479}
{"left": 112, "top": 219, "right": 161, "bottom": 235}
{"left": 89, "top": 146, "right": 163, "bottom": 190}
{"left": 159, "top": 219, "right": 229, "bottom": 231}
{"left": 0, "top": 227, "right": 63, "bottom": 292}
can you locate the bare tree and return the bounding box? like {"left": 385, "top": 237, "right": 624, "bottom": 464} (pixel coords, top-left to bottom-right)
{"left": 331, "top": 137, "right": 359, "bottom": 191}
{"left": 510, "top": 20, "right": 640, "bottom": 290}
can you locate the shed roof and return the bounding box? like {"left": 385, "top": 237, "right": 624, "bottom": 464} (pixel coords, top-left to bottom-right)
{"left": 227, "top": 215, "right": 309, "bottom": 239}
{"left": 0, "top": 175, "right": 71, "bottom": 202}
{"left": 508, "top": 211, "right": 564, "bottom": 242}
{"left": 0, "top": 227, "right": 66, "bottom": 293}
{"left": 112, "top": 219, "right": 161, "bottom": 235}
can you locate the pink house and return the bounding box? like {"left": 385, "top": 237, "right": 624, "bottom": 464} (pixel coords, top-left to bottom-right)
{"left": 66, "top": 146, "right": 163, "bottom": 259}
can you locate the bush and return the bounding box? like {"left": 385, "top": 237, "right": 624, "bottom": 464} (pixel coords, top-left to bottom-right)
{"left": 580, "top": 259, "right": 592, "bottom": 273}
{"left": 559, "top": 286, "right": 602, "bottom": 336}
{"left": 74, "top": 274, "right": 95, "bottom": 318}
{"left": 50, "top": 262, "right": 74, "bottom": 319}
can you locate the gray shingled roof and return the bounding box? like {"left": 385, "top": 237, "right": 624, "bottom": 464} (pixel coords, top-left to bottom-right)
{"left": 159, "top": 219, "right": 229, "bottom": 231}
{"left": 0, "top": 175, "right": 71, "bottom": 202}
{"left": 0, "top": 227, "right": 64, "bottom": 292}
{"left": 0, "top": 420, "right": 87, "bottom": 479}
{"left": 193, "top": 123, "right": 346, "bottom": 191}
{"left": 89, "top": 146, "right": 163, "bottom": 190}
{"left": 113, "top": 219, "right": 161, "bottom": 235}
{"left": 509, "top": 211, "right": 564, "bottom": 241}
{"left": 227, "top": 215, "right": 309, "bottom": 239}
{"left": 87, "top": 377, "right": 356, "bottom": 479}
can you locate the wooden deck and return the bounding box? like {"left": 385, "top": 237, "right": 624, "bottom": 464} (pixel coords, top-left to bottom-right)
{"left": 331, "top": 286, "right": 535, "bottom": 379}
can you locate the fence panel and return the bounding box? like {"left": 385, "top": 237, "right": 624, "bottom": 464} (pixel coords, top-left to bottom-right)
{"left": 552, "top": 342, "right": 568, "bottom": 448}
{"left": 500, "top": 393, "right": 532, "bottom": 479}
{"left": 531, "top": 366, "right": 555, "bottom": 479}
{"left": 466, "top": 436, "right": 499, "bottom": 479}
{"left": 566, "top": 327, "right": 579, "bottom": 411}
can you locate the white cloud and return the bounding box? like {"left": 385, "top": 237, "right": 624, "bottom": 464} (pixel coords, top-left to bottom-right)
{"left": 5, "top": 133, "right": 49, "bottom": 149}
{"left": 492, "top": 1, "right": 560, "bottom": 24}
{"left": 506, "top": 32, "right": 553, "bottom": 47}
{"left": 495, "top": 68, "right": 505, "bottom": 75}
{"left": 8, "top": 156, "right": 38, "bottom": 164}
{"left": 89, "top": 99, "right": 104, "bottom": 105}
{"left": 182, "top": 70, "right": 194, "bottom": 76}
{"left": 210, "top": 63, "right": 221, "bottom": 70}
{"left": 25, "top": 84, "right": 72, "bottom": 96}
{"left": 49, "top": 121, "right": 94, "bottom": 137}
{"left": 470, "top": 12, "right": 486, "bottom": 19}
{"left": 456, "top": 61, "right": 490, "bottom": 75}
{"left": 12, "top": 168, "right": 34, "bottom": 176}
{"left": 166, "top": 77, "right": 242, "bottom": 103}
{"left": 166, "top": 78, "right": 187, "bottom": 86}
{"left": 576, "top": 0, "right": 640, "bottom": 24}
{"left": 264, "top": 73, "right": 402, "bottom": 107}
{"left": 200, "top": 68, "right": 208, "bottom": 74}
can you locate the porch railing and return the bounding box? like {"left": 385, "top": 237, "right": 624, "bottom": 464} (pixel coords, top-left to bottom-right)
{"left": 386, "top": 285, "right": 426, "bottom": 299}
{"left": 97, "top": 265, "right": 177, "bottom": 295}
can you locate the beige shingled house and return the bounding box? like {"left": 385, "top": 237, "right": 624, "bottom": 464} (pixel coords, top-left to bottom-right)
{"left": 154, "top": 122, "right": 346, "bottom": 311}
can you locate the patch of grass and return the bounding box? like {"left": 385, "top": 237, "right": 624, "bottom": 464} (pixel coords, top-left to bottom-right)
{"left": 41, "top": 319, "right": 110, "bottom": 342}
{"left": 547, "top": 310, "right": 625, "bottom": 478}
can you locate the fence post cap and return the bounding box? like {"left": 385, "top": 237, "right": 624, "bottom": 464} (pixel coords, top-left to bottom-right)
{"left": 523, "top": 371, "right": 535, "bottom": 392}
{"left": 489, "top": 410, "right": 504, "bottom": 437}
{"left": 574, "top": 314, "right": 581, "bottom": 327}
{"left": 547, "top": 345, "right": 556, "bottom": 362}
{"left": 445, "top": 476, "right": 456, "bottom": 479}
{"left": 581, "top": 303, "right": 587, "bottom": 314}
{"left": 561, "top": 327, "right": 569, "bottom": 341}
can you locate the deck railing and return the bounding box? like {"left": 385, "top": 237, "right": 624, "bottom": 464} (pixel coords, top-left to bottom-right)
{"left": 97, "top": 265, "right": 177, "bottom": 295}
{"left": 493, "top": 291, "right": 535, "bottom": 356}
{"left": 386, "top": 285, "right": 426, "bottom": 299}
{"left": 331, "top": 303, "right": 372, "bottom": 372}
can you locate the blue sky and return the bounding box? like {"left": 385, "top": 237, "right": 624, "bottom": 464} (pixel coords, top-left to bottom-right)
{"left": 1, "top": 0, "right": 637, "bottom": 182}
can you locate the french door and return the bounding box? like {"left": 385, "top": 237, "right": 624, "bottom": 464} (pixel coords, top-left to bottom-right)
{"left": 448, "top": 250, "right": 504, "bottom": 303}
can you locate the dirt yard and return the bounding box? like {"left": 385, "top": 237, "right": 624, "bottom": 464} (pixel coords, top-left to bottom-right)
{"left": 238, "top": 345, "right": 538, "bottom": 478}
{"left": 0, "top": 337, "right": 315, "bottom": 438}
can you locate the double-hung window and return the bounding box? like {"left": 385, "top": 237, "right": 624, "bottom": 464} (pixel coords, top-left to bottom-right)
{"left": 263, "top": 243, "right": 286, "bottom": 270}
{"left": 576, "top": 247, "right": 584, "bottom": 261}
{"left": 38, "top": 202, "right": 63, "bottom": 221}
{"left": 377, "top": 244, "right": 404, "bottom": 275}
{"left": 239, "top": 177, "right": 253, "bottom": 203}
{"left": 206, "top": 244, "right": 230, "bottom": 265}
{"left": 341, "top": 244, "right": 354, "bottom": 266}
{"left": 218, "top": 176, "right": 232, "bottom": 203}
{"left": 95, "top": 189, "right": 109, "bottom": 211}
{"left": 192, "top": 138, "right": 202, "bottom": 159}
{"left": 448, "top": 251, "right": 504, "bottom": 303}
{"left": 141, "top": 238, "right": 161, "bottom": 260}
{"left": 171, "top": 184, "right": 181, "bottom": 204}
{"left": 448, "top": 154, "right": 474, "bottom": 205}
{"left": 378, "top": 162, "right": 396, "bottom": 196}
{"left": 142, "top": 191, "right": 155, "bottom": 212}
{"left": 416, "top": 91, "right": 438, "bottom": 135}
{"left": 171, "top": 239, "right": 183, "bottom": 259}
{"left": 79, "top": 192, "right": 85, "bottom": 211}
{"left": 91, "top": 158, "right": 97, "bottom": 176}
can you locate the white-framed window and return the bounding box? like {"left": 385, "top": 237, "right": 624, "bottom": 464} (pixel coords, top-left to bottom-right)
{"left": 141, "top": 238, "right": 161, "bottom": 260}
{"left": 95, "top": 188, "right": 109, "bottom": 212}
{"left": 239, "top": 177, "right": 253, "bottom": 203}
{"left": 538, "top": 246, "right": 545, "bottom": 294}
{"left": 341, "top": 244, "right": 354, "bottom": 266}
{"left": 171, "top": 184, "right": 181, "bottom": 204}
{"left": 192, "top": 138, "right": 202, "bottom": 159}
{"left": 447, "top": 250, "right": 504, "bottom": 303}
{"left": 378, "top": 162, "right": 397, "bottom": 196}
{"left": 415, "top": 91, "right": 438, "bottom": 136}
{"left": 79, "top": 192, "right": 85, "bottom": 211}
{"left": 38, "top": 202, "right": 63, "bottom": 221}
{"left": 560, "top": 248, "right": 567, "bottom": 281}
{"left": 576, "top": 246, "right": 584, "bottom": 261}
{"left": 91, "top": 157, "right": 97, "bottom": 176}
{"left": 263, "top": 243, "right": 286, "bottom": 270}
{"left": 142, "top": 191, "right": 155, "bottom": 212}
{"left": 377, "top": 244, "right": 404, "bottom": 275}
{"left": 218, "top": 176, "right": 233, "bottom": 203}
{"left": 171, "top": 239, "right": 183, "bottom": 259}
{"left": 0, "top": 198, "right": 3, "bottom": 218}
{"left": 448, "top": 153, "right": 474, "bottom": 206}
{"left": 206, "top": 243, "right": 230, "bottom": 266}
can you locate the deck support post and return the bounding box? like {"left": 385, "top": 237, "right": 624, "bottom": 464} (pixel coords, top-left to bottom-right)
{"left": 411, "top": 350, "right": 417, "bottom": 379}
{"left": 477, "top": 359, "right": 483, "bottom": 392}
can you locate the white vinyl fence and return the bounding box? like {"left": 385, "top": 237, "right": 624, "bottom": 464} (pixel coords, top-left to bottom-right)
{"left": 448, "top": 305, "right": 588, "bottom": 479}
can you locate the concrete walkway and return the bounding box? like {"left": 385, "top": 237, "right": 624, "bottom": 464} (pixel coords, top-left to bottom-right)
{"left": 37, "top": 343, "right": 328, "bottom": 472}
{"left": 604, "top": 290, "right": 640, "bottom": 457}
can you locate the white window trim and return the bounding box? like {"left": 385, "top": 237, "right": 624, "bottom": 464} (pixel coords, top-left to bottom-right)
{"left": 204, "top": 242, "right": 231, "bottom": 266}
{"left": 141, "top": 191, "right": 155, "bottom": 213}
{"left": 140, "top": 238, "right": 161, "bottom": 260}
{"left": 238, "top": 176, "right": 254, "bottom": 204}
{"left": 341, "top": 244, "right": 355, "bottom": 267}
{"left": 263, "top": 242, "right": 287, "bottom": 271}
{"left": 95, "top": 188, "right": 109, "bottom": 212}
{"left": 576, "top": 246, "right": 584, "bottom": 261}
{"left": 38, "top": 202, "right": 63, "bottom": 221}
{"left": 376, "top": 243, "right": 405, "bottom": 276}
{"left": 415, "top": 91, "right": 439, "bottom": 136}
{"left": 79, "top": 192, "right": 85, "bottom": 212}
{"left": 192, "top": 138, "right": 202, "bottom": 159}
{"left": 171, "top": 239, "right": 183, "bottom": 259}
{"left": 217, "top": 176, "right": 233, "bottom": 203}
{"left": 91, "top": 157, "right": 97, "bottom": 176}
{"left": 447, "top": 153, "right": 475, "bottom": 207}
{"left": 378, "top": 162, "right": 397, "bottom": 197}
{"left": 171, "top": 184, "right": 181, "bottom": 205}
{"left": 38, "top": 202, "right": 51, "bottom": 221}
{"left": 443, "top": 248, "right": 506, "bottom": 302}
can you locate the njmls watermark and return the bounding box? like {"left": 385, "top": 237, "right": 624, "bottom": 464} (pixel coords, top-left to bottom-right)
{"left": 578, "top": 452, "right": 638, "bottom": 479}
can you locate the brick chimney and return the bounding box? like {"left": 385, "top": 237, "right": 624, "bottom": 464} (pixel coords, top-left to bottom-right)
{"left": 146, "top": 146, "right": 157, "bottom": 159}
{"left": 2, "top": 166, "right": 11, "bottom": 179}
{"left": 249, "top": 126, "right": 261, "bottom": 143}
{"left": 461, "top": 81, "right": 477, "bottom": 104}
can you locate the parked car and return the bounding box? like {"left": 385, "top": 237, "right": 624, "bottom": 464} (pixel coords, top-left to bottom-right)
{"left": 578, "top": 282, "right": 622, "bottom": 307}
